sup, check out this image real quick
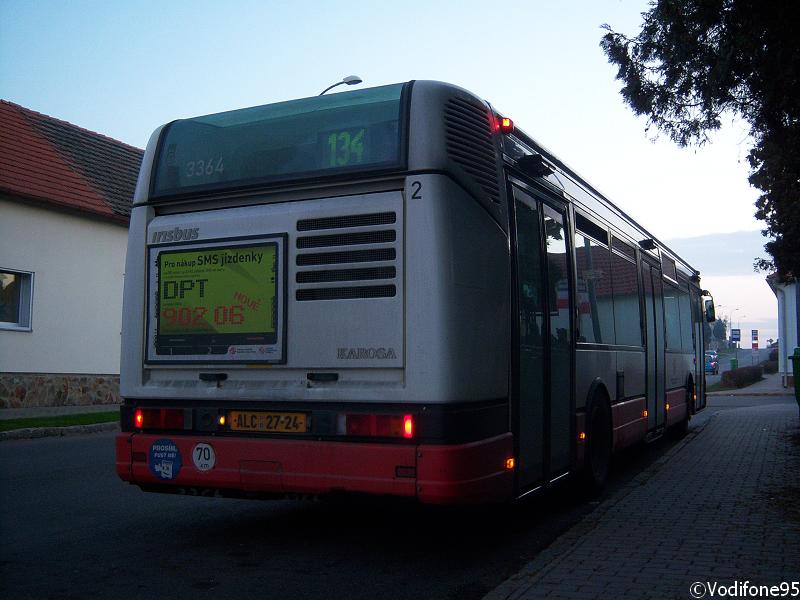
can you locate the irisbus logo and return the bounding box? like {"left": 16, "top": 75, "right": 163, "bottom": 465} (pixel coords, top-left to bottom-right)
{"left": 151, "top": 227, "right": 200, "bottom": 244}
{"left": 337, "top": 347, "right": 397, "bottom": 360}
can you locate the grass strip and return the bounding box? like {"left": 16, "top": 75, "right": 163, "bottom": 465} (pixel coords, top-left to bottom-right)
{"left": 0, "top": 411, "right": 118, "bottom": 432}
{"left": 706, "top": 377, "right": 765, "bottom": 393}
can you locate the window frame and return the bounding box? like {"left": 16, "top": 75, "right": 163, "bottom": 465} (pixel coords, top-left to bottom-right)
{"left": 609, "top": 242, "right": 644, "bottom": 348}
{"left": 0, "top": 268, "right": 34, "bottom": 332}
{"left": 573, "top": 229, "right": 615, "bottom": 346}
{"left": 662, "top": 280, "right": 683, "bottom": 352}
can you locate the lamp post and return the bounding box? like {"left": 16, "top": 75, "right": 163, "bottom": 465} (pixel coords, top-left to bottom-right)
{"left": 715, "top": 304, "right": 725, "bottom": 350}
{"left": 318, "top": 75, "right": 363, "bottom": 96}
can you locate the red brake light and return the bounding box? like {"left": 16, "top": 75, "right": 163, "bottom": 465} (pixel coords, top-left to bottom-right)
{"left": 342, "top": 413, "right": 415, "bottom": 438}
{"left": 133, "top": 408, "right": 185, "bottom": 430}
{"left": 346, "top": 414, "right": 372, "bottom": 436}
{"left": 162, "top": 409, "right": 185, "bottom": 429}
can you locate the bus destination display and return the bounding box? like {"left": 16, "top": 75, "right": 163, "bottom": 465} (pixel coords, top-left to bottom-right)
{"left": 320, "top": 127, "right": 366, "bottom": 168}
{"left": 154, "top": 243, "right": 278, "bottom": 358}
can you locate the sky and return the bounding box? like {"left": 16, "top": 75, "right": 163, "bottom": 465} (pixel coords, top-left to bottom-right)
{"left": 0, "top": 0, "right": 777, "bottom": 345}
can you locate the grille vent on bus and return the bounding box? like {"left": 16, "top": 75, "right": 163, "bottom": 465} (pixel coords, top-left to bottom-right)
{"left": 295, "top": 212, "right": 398, "bottom": 301}
{"left": 444, "top": 97, "right": 500, "bottom": 203}
{"left": 297, "top": 212, "right": 396, "bottom": 231}
{"left": 297, "top": 230, "right": 396, "bottom": 249}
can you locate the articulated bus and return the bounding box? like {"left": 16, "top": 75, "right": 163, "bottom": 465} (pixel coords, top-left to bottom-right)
{"left": 116, "top": 81, "right": 715, "bottom": 503}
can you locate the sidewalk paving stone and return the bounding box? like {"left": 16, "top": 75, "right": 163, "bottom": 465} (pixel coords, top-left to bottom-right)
{"left": 485, "top": 401, "right": 800, "bottom": 600}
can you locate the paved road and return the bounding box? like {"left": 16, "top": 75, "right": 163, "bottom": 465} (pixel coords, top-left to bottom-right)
{"left": 1, "top": 422, "right": 696, "bottom": 600}
{"left": 705, "top": 347, "right": 771, "bottom": 386}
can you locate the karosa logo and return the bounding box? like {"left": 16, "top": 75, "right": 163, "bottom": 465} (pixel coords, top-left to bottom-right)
{"left": 151, "top": 227, "right": 200, "bottom": 244}
{"left": 337, "top": 347, "right": 397, "bottom": 360}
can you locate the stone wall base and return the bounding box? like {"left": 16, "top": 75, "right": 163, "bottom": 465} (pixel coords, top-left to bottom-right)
{"left": 0, "top": 373, "right": 121, "bottom": 409}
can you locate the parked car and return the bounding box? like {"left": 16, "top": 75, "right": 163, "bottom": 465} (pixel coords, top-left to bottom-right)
{"left": 705, "top": 351, "right": 719, "bottom": 375}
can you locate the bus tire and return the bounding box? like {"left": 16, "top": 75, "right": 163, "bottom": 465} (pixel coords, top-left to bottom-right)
{"left": 580, "top": 393, "right": 612, "bottom": 495}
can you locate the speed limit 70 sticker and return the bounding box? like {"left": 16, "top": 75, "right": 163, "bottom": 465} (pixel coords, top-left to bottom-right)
{"left": 192, "top": 443, "right": 216, "bottom": 471}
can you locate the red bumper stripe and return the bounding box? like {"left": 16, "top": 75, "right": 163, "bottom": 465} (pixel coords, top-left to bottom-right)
{"left": 116, "top": 432, "right": 514, "bottom": 504}
{"left": 665, "top": 388, "right": 688, "bottom": 426}
{"left": 416, "top": 433, "right": 514, "bottom": 504}
{"left": 611, "top": 396, "right": 647, "bottom": 450}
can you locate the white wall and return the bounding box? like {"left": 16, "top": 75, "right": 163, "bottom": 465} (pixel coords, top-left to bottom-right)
{"left": 0, "top": 198, "right": 127, "bottom": 374}
{"left": 775, "top": 281, "right": 798, "bottom": 380}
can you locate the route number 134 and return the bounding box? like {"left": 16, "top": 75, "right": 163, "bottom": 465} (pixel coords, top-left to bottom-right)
{"left": 326, "top": 129, "right": 365, "bottom": 167}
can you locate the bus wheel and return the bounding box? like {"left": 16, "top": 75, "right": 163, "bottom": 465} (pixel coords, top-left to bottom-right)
{"left": 581, "top": 396, "right": 611, "bottom": 494}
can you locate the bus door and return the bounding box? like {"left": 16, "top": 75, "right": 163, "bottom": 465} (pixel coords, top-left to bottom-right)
{"left": 512, "top": 184, "right": 574, "bottom": 490}
{"left": 642, "top": 259, "right": 666, "bottom": 430}
{"left": 691, "top": 287, "right": 706, "bottom": 410}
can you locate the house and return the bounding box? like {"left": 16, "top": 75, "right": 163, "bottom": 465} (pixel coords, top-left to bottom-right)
{"left": 0, "top": 100, "right": 143, "bottom": 408}
{"left": 766, "top": 274, "right": 799, "bottom": 387}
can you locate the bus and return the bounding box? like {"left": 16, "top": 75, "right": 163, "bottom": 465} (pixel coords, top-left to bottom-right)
{"left": 115, "top": 81, "right": 715, "bottom": 504}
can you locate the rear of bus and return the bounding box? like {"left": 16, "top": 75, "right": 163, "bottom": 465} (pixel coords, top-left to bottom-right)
{"left": 115, "top": 81, "right": 515, "bottom": 504}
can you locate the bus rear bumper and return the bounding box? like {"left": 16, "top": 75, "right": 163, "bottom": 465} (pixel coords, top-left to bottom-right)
{"left": 115, "top": 432, "right": 514, "bottom": 504}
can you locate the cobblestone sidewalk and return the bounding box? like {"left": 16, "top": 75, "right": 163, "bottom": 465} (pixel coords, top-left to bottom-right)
{"left": 485, "top": 401, "right": 800, "bottom": 600}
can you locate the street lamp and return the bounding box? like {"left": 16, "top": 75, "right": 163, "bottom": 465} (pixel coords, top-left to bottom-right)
{"left": 318, "top": 75, "right": 363, "bottom": 96}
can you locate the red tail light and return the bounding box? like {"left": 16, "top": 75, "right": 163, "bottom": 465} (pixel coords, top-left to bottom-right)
{"left": 341, "top": 413, "right": 415, "bottom": 439}
{"left": 345, "top": 414, "right": 372, "bottom": 436}
{"left": 133, "top": 408, "right": 186, "bottom": 430}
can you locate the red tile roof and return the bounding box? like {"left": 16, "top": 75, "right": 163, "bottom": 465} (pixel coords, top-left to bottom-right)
{"left": 0, "top": 100, "right": 143, "bottom": 224}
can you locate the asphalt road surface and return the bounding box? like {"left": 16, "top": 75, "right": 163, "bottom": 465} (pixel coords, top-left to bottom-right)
{"left": 0, "top": 412, "right": 736, "bottom": 600}
{"left": 705, "top": 347, "right": 771, "bottom": 386}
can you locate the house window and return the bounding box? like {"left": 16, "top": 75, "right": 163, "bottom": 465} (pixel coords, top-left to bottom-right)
{"left": 0, "top": 269, "right": 34, "bottom": 331}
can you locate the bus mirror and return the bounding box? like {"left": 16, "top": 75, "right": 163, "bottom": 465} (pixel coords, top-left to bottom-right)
{"left": 704, "top": 299, "right": 716, "bottom": 323}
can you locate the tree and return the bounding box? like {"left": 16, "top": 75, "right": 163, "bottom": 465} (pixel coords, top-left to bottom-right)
{"left": 712, "top": 317, "right": 727, "bottom": 342}
{"left": 600, "top": 1, "right": 799, "bottom": 281}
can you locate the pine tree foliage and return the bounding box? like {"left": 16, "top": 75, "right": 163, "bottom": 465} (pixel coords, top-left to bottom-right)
{"left": 600, "top": 0, "right": 799, "bottom": 280}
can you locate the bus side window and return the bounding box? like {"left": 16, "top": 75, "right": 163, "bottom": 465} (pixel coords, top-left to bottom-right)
{"left": 574, "top": 232, "right": 614, "bottom": 344}
{"left": 515, "top": 198, "right": 544, "bottom": 346}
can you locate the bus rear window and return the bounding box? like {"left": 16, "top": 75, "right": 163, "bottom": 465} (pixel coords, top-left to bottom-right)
{"left": 151, "top": 83, "right": 406, "bottom": 198}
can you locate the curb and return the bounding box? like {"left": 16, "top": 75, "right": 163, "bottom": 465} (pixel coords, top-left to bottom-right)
{"left": 706, "top": 391, "right": 793, "bottom": 397}
{"left": 0, "top": 421, "right": 119, "bottom": 442}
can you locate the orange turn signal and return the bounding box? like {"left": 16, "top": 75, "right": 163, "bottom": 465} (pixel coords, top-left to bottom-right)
{"left": 403, "top": 415, "right": 414, "bottom": 439}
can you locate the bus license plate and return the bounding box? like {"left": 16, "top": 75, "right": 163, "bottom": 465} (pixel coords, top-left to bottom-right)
{"left": 228, "top": 411, "right": 307, "bottom": 433}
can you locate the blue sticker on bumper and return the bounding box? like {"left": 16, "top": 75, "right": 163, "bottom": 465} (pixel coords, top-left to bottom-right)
{"left": 149, "top": 438, "right": 182, "bottom": 480}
